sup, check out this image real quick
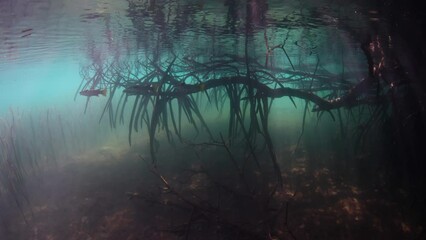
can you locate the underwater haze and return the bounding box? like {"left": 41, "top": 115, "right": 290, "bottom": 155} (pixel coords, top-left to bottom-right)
{"left": 1, "top": 0, "right": 426, "bottom": 239}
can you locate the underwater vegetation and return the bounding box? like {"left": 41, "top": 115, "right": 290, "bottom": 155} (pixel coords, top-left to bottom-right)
{"left": 0, "top": 107, "right": 111, "bottom": 227}
{"left": 72, "top": 24, "right": 426, "bottom": 238}
{"left": 77, "top": 27, "right": 399, "bottom": 168}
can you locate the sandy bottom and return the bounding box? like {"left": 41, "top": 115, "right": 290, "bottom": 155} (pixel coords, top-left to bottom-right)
{"left": 0, "top": 143, "right": 423, "bottom": 240}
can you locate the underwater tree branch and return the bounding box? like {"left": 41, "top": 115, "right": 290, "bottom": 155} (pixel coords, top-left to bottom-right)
{"left": 124, "top": 75, "right": 335, "bottom": 111}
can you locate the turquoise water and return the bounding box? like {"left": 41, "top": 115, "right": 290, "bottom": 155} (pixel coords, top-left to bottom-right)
{"left": 1, "top": 0, "right": 426, "bottom": 239}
